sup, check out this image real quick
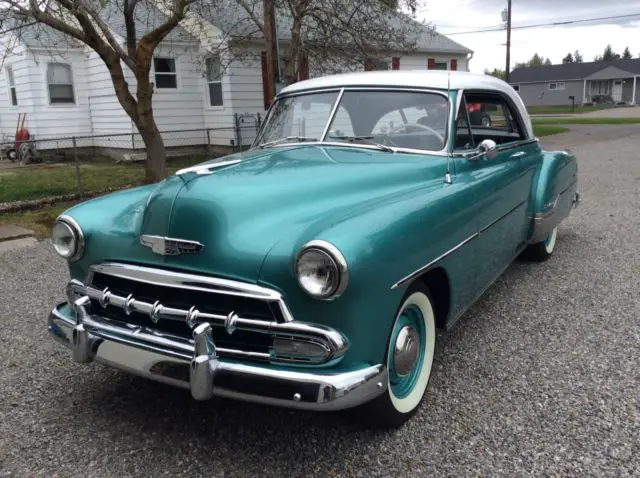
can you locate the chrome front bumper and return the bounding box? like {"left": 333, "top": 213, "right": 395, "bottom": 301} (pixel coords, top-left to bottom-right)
{"left": 48, "top": 299, "right": 387, "bottom": 411}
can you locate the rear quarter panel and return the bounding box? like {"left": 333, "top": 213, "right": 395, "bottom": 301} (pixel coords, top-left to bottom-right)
{"left": 526, "top": 148, "right": 578, "bottom": 239}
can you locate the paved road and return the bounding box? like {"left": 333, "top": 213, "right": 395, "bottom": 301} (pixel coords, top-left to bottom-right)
{"left": 1, "top": 127, "right": 639, "bottom": 477}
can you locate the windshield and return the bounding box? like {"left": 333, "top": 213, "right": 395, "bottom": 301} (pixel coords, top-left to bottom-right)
{"left": 254, "top": 89, "right": 449, "bottom": 152}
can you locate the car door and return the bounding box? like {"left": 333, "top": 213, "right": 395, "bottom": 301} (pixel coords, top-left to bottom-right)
{"left": 457, "top": 91, "right": 538, "bottom": 293}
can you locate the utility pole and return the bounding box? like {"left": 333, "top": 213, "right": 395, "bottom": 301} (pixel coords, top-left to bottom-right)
{"left": 505, "top": 0, "right": 512, "bottom": 83}
{"left": 263, "top": 0, "right": 278, "bottom": 103}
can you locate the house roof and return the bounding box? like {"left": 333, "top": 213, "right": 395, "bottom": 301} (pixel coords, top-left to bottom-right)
{"left": 203, "top": 0, "right": 472, "bottom": 55}
{"left": 510, "top": 58, "right": 640, "bottom": 83}
{"left": 3, "top": 1, "right": 197, "bottom": 51}
{"left": 100, "top": 0, "right": 196, "bottom": 44}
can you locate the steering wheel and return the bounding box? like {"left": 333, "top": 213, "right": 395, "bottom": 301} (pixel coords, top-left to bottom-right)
{"left": 389, "top": 122, "right": 445, "bottom": 144}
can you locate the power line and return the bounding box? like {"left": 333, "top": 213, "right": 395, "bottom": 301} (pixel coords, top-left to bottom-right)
{"left": 443, "top": 12, "right": 640, "bottom": 35}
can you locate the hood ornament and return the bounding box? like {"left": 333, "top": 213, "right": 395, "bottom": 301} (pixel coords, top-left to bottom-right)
{"left": 140, "top": 235, "right": 204, "bottom": 256}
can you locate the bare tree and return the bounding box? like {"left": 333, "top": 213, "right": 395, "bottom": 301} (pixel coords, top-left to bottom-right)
{"left": 233, "top": 0, "right": 428, "bottom": 88}
{"left": 0, "top": 0, "right": 234, "bottom": 183}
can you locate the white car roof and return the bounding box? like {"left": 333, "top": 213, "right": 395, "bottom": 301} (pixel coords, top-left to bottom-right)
{"left": 279, "top": 70, "right": 534, "bottom": 139}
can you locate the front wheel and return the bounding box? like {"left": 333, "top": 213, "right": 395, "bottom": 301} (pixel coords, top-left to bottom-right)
{"left": 354, "top": 285, "right": 436, "bottom": 429}
{"left": 522, "top": 226, "right": 557, "bottom": 262}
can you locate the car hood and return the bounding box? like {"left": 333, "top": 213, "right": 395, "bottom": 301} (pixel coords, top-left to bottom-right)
{"left": 72, "top": 145, "right": 445, "bottom": 282}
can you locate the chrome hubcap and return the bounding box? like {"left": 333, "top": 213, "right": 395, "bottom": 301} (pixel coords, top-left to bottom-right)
{"left": 393, "top": 325, "right": 420, "bottom": 377}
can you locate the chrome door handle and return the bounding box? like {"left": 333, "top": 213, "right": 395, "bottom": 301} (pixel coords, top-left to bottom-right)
{"left": 510, "top": 152, "right": 527, "bottom": 159}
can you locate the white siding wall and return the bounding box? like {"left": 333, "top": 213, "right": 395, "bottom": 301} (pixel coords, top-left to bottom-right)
{"left": 86, "top": 50, "right": 133, "bottom": 148}
{"left": 226, "top": 46, "right": 268, "bottom": 146}
{"left": 398, "top": 53, "right": 469, "bottom": 72}
{"left": 123, "top": 45, "right": 212, "bottom": 148}
{"left": 0, "top": 42, "right": 34, "bottom": 143}
{"left": 28, "top": 50, "right": 93, "bottom": 143}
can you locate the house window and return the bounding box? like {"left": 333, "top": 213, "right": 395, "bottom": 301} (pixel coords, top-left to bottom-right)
{"left": 433, "top": 61, "right": 448, "bottom": 70}
{"left": 47, "top": 63, "right": 75, "bottom": 104}
{"left": 549, "top": 82, "right": 565, "bottom": 91}
{"left": 154, "top": 58, "right": 177, "bottom": 89}
{"left": 205, "top": 56, "right": 223, "bottom": 106}
{"left": 6, "top": 66, "right": 17, "bottom": 106}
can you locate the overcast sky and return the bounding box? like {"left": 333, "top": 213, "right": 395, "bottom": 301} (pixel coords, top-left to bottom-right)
{"left": 417, "top": 0, "right": 640, "bottom": 72}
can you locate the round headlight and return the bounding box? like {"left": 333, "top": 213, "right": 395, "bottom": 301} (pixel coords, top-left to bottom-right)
{"left": 51, "top": 216, "right": 84, "bottom": 261}
{"left": 295, "top": 241, "right": 348, "bottom": 300}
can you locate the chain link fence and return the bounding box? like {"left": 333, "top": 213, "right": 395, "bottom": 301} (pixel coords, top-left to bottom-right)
{"left": 0, "top": 114, "right": 263, "bottom": 206}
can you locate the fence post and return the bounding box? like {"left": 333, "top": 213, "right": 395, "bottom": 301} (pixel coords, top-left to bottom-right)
{"left": 206, "top": 128, "right": 212, "bottom": 155}
{"left": 234, "top": 113, "right": 241, "bottom": 151}
{"left": 72, "top": 137, "right": 84, "bottom": 197}
{"left": 131, "top": 131, "right": 135, "bottom": 149}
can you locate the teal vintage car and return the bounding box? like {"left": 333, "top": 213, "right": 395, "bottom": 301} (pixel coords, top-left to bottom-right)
{"left": 48, "top": 71, "right": 580, "bottom": 428}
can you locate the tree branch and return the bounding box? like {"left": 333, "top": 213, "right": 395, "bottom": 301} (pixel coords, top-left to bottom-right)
{"left": 236, "top": 0, "right": 264, "bottom": 33}
{"left": 123, "top": 0, "right": 139, "bottom": 58}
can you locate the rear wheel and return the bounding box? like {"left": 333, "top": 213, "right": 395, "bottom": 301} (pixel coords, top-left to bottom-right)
{"left": 522, "top": 226, "right": 557, "bottom": 262}
{"left": 354, "top": 285, "right": 436, "bottom": 429}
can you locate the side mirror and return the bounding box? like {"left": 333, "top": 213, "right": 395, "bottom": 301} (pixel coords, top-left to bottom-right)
{"left": 467, "top": 139, "right": 498, "bottom": 161}
{"left": 478, "top": 139, "right": 498, "bottom": 160}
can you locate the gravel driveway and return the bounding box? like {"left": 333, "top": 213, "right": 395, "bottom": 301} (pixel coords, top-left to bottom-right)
{"left": 1, "top": 127, "right": 639, "bottom": 477}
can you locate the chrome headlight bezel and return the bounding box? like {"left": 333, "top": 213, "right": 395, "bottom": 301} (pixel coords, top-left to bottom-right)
{"left": 51, "top": 215, "right": 85, "bottom": 262}
{"left": 295, "top": 240, "right": 349, "bottom": 300}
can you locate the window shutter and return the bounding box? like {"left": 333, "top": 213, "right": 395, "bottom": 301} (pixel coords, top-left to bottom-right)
{"left": 364, "top": 58, "right": 374, "bottom": 71}
{"left": 299, "top": 55, "right": 309, "bottom": 81}
{"left": 427, "top": 58, "right": 436, "bottom": 70}
{"left": 261, "top": 51, "right": 272, "bottom": 110}
{"left": 392, "top": 57, "right": 400, "bottom": 70}
{"left": 450, "top": 59, "right": 458, "bottom": 71}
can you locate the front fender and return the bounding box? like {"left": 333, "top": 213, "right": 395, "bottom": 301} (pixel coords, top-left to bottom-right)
{"left": 257, "top": 174, "right": 474, "bottom": 367}
{"left": 527, "top": 149, "right": 578, "bottom": 243}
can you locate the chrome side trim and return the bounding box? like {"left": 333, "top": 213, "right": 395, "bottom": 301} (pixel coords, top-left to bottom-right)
{"left": 49, "top": 303, "right": 385, "bottom": 411}
{"left": 68, "top": 279, "right": 348, "bottom": 365}
{"left": 88, "top": 262, "right": 295, "bottom": 322}
{"left": 391, "top": 199, "right": 528, "bottom": 290}
{"left": 391, "top": 233, "right": 478, "bottom": 290}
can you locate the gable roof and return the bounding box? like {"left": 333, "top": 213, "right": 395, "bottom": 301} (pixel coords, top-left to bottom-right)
{"left": 2, "top": 1, "right": 196, "bottom": 51}
{"left": 202, "top": 0, "right": 472, "bottom": 55}
{"left": 510, "top": 58, "right": 640, "bottom": 83}
{"left": 100, "top": 0, "right": 196, "bottom": 44}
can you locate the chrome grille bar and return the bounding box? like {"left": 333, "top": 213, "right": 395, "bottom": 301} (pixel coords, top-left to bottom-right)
{"left": 67, "top": 277, "right": 348, "bottom": 364}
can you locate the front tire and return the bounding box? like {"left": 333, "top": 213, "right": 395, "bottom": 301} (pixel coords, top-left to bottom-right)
{"left": 522, "top": 226, "right": 557, "bottom": 262}
{"left": 354, "top": 285, "right": 436, "bottom": 429}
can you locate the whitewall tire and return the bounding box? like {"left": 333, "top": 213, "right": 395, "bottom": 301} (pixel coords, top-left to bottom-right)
{"left": 354, "top": 285, "right": 436, "bottom": 429}
{"left": 522, "top": 226, "right": 558, "bottom": 262}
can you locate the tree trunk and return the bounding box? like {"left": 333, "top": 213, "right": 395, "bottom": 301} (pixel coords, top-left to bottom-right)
{"left": 134, "top": 49, "right": 167, "bottom": 183}
{"left": 136, "top": 115, "right": 167, "bottom": 183}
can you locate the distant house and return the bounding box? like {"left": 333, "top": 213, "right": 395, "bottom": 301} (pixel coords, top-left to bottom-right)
{"left": 510, "top": 59, "right": 640, "bottom": 107}
{"left": 0, "top": 3, "right": 472, "bottom": 156}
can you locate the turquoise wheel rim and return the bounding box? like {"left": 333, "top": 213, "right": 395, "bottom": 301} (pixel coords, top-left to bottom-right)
{"left": 388, "top": 304, "right": 426, "bottom": 399}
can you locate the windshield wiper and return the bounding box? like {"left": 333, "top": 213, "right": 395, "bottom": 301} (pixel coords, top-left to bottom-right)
{"left": 259, "top": 136, "right": 318, "bottom": 148}
{"left": 327, "top": 135, "right": 395, "bottom": 153}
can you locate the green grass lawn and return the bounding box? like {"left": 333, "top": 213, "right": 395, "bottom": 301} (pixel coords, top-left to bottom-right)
{"left": 526, "top": 105, "right": 620, "bottom": 115}
{"left": 532, "top": 117, "right": 640, "bottom": 125}
{"left": 0, "top": 202, "right": 75, "bottom": 239}
{"left": 0, "top": 156, "right": 205, "bottom": 203}
{"left": 532, "top": 125, "right": 570, "bottom": 137}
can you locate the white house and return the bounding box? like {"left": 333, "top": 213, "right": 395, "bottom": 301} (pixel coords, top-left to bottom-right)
{"left": 0, "top": 3, "right": 473, "bottom": 156}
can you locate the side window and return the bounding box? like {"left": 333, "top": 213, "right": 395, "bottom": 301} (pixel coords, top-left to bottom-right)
{"left": 456, "top": 93, "right": 526, "bottom": 147}
{"left": 372, "top": 110, "right": 404, "bottom": 134}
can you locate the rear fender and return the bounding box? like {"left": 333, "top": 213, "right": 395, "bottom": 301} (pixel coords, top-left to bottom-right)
{"left": 527, "top": 149, "right": 578, "bottom": 244}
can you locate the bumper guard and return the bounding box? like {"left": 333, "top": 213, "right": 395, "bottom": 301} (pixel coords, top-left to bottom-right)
{"left": 49, "top": 298, "right": 387, "bottom": 411}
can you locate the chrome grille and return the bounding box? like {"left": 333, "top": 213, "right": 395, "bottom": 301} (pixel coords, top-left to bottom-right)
{"left": 66, "top": 262, "right": 348, "bottom": 365}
